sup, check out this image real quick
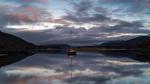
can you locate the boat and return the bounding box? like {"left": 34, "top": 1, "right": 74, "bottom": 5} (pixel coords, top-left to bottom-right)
{"left": 67, "top": 49, "right": 77, "bottom": 57}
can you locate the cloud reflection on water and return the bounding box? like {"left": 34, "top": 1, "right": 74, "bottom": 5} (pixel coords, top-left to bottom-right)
{"left": 0, "top": 52, "right": 150, "bottom": 84}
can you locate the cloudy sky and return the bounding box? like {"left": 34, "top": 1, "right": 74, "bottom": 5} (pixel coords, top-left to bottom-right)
{"left": 0, "top": 0, "right": 150, "bottom": 45}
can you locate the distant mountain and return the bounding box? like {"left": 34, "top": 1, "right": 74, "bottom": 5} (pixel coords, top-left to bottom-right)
{"left": 77, "top": 35, "right": 150, "bottom": 49}
{"left": 100, "top": 36, "right": 150, "bottom": 49}
{"left": 0, "top": 31, "right": 35, "bottom": 51}
{"left": 125, "top": 36, "right": 150, "bottom": 48}
{"left": 1, "top": 30, "right": 149, "bottom": 52}
{"left": 38, "top": 44, "right": 70, "bottom": 49}
{"left": 0, "top": 31, "right": 71, "bottom": 52}
{"left": 99, "top": 40, "right": 126, "bottom": 48}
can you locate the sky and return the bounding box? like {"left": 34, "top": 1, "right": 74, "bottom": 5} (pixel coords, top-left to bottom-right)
{"left": 0, "top": 0, "right": 150, "bottom": 45}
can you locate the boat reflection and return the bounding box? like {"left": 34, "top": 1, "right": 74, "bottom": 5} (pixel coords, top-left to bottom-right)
{"left": 67, "top": 49, "right": 77, "bottom": 83}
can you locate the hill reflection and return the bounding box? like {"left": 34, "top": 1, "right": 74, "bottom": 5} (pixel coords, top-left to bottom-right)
{"left": 0, "top": 51, "right": 150, "bottom": 84}
{"left": 0, "top": 53, "right": 34, "bottom": 67}
{"left": 99, "top": 50, "right": 150, "bottom": 62}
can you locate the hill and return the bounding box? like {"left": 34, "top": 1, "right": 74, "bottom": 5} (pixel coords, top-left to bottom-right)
{"left": 100, "top": 36, "right": 150, "bottom": 49}
{"left": 0, "top": 31, "right": 35, "bottom": 51}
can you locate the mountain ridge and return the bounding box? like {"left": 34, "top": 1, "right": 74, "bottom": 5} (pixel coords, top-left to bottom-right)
{"left": 99, "top": 36, "right": 150, "bottom": 49}
{"left": 0, "top": 31, "right": 35, "bottom": 51}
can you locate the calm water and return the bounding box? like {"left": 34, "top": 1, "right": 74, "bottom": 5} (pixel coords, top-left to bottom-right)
{"left": 0, "top": 52, "right": 150, "bottom": 84}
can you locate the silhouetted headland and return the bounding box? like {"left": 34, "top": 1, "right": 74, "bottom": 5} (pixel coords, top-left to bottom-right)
{"left": 0, "top": 31, "right": 70, "bottom": 53}
{"left": 76, "top": 36, "right": 150, "bottom": 51}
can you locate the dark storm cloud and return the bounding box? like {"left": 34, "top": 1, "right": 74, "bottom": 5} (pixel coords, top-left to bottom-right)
{"left": 63, "top": 0, "right": 113, "bottom": 24}
{"left": 71, "top": 0, "right": 93, "bottom": 16}
{"left": 0, "top": 6, "right": 45, "bottom": 28}
{"left": 63, "top": 13, "right": 111, "bottom": 23}
{"left": 117, "top": 21, "right": 143, "bottom": 28}
{"left": 0, "top": 13, "right": 35, "bottom": 25}
{"left": 94, "top": 6, "right": 109, "bottom": 15}
{"left": 63, "top": 0, "right": 145, "bottom": 29}
{"left": 0, "top": 1, "right": 51, "bottom": 28}
{"left": 105, "top": 21, "right": 144, "bottom": 32}
{"left": 85, "top": 20, "right": 144, "bottom": 34}
{"left": 98, "top": 0, "right": 150, "bottom": 14}
{"left": 66, "top": 76, "right": 109, "bottom": 84}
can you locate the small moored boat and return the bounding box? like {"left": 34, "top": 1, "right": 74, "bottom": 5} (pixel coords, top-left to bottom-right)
{"left": 67, "top": 49, "right": 76, "bottom": 57}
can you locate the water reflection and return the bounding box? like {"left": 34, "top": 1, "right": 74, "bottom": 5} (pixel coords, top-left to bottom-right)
{"left": 0, "top": 53, "right": 33, "bottom": 67}
{"left": 100, "top": 50, "right": 150, "bottom": 62}
{"left": 0, "top": 51, "right": 150, "bottom": 84}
